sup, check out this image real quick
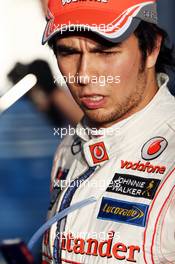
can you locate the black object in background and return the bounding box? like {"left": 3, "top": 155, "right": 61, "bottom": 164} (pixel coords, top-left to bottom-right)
{"left": 8, "top": 60, "right": 68, "bottom": 127}
{"left": 0, "top": 240, "right": 34, "bottom": 264}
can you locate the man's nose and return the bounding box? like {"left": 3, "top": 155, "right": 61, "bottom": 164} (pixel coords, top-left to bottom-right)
{"left": 76, "top": 54, "right": 92, "bottom": 86}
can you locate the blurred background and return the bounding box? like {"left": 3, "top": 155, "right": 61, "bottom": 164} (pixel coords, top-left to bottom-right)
{"left": 0, "top": 0, "right": 83, "bottom": 262}
{"left": 0, "top": 0, "right": 174, "bottom": 263}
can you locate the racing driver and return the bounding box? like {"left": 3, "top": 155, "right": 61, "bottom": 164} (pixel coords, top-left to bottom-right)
{"left": 42, "top": 0, "right": 175, "bottom": 263}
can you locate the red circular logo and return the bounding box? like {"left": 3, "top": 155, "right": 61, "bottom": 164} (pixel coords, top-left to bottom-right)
{"left": 141, "top": 137, "right": 168, "bottom": 161}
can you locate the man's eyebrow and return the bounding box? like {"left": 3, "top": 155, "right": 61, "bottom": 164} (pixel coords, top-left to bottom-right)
{"left": 90, "top": 42, "right": 122, "bottom": 52}
{"left": 55, "top": 42, "right": 122, "bottom": 53}
{"left": 56, "top": 44, "right": 80, "bottom": 53}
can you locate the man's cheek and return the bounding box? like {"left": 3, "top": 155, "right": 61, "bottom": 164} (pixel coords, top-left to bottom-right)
{"left": 68, "top": 88, "right": 78, "bottom": 102}
{"left": 119, "top": 67, "right": 136, "bottom": 89}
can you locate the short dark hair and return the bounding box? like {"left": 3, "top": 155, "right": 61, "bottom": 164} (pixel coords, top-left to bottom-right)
{"left": 48, "top": 21, "right": 175, "bottom": 74}
{"left": 134, "top": 21, "right": 175, "bottom": 74}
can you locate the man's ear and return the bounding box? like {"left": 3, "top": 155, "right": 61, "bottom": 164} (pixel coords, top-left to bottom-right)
{"left": 146, "top": 35, "right": 162, "bottom": 69}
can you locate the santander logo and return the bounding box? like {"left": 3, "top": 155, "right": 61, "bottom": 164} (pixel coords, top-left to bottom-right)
{"left": 141, "top": 137, "right": 168, "bottom": 161}
{"left": 60, "top": 231, "right": 140, "bottom": 262}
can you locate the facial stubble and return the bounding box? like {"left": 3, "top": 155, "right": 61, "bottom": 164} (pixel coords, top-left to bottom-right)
{"left": 82, "top": 68, "right": 147, "bottom": 128}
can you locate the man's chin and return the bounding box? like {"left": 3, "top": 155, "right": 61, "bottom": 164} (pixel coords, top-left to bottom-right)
{"left": 83, "top": 110, "right": 116, "bottom": 128}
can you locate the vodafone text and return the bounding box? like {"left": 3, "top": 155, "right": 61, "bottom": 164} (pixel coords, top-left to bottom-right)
{"left": 121, "top": 160, "right": 166, "bottom": 174}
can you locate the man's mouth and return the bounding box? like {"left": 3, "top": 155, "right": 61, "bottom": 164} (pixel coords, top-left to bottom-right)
{"left": 80, "top": 95, "right": 106, "bottom": 109}
{"left": 86, "top": 95, "right": 104, "bottom": 101}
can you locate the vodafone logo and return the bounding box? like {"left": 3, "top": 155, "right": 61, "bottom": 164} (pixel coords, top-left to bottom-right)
{"left": 141, "top": 137, "right": 168, "bottom": 161}
{"left": 121, "top": 160, "right": 166, "bottom": 174}
{"left": 89, "top": 142, "right": 109, "bottom": 164}
{"left": 94, "top": 145, "right": 105, "bottom": 159}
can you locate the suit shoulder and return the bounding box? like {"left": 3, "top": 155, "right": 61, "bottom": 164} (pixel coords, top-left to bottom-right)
{"left": 54, "top": 134, "right": 76, "bottom": 159}
{"left": 166, "top": 113, "right": 175, "bottom": 134}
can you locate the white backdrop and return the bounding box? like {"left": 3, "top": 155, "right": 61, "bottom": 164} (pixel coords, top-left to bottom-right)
{"left": 0, "top": 0, "right": 59, "bottom": 93}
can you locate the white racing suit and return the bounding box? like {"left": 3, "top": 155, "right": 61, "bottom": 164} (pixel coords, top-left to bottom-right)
{"left": 42, "top": 73, "right": 175, "bottom": 264}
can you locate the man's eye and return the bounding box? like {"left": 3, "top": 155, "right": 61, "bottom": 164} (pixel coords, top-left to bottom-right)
{"left": 58, "top": 52, "right": 71, "bottom": 57}
{"left": 97, "top": 51, "right": 117, "bottom": 55}
{"left": 103, "top": 51, "right": 115, "bottom": 55}
{"left": 58, "top": 51, "right": 79, "bottom": 57}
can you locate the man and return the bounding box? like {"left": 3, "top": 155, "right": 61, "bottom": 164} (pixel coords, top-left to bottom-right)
{"left": 42, "top": 0, "right": 175, "bottom": 263}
